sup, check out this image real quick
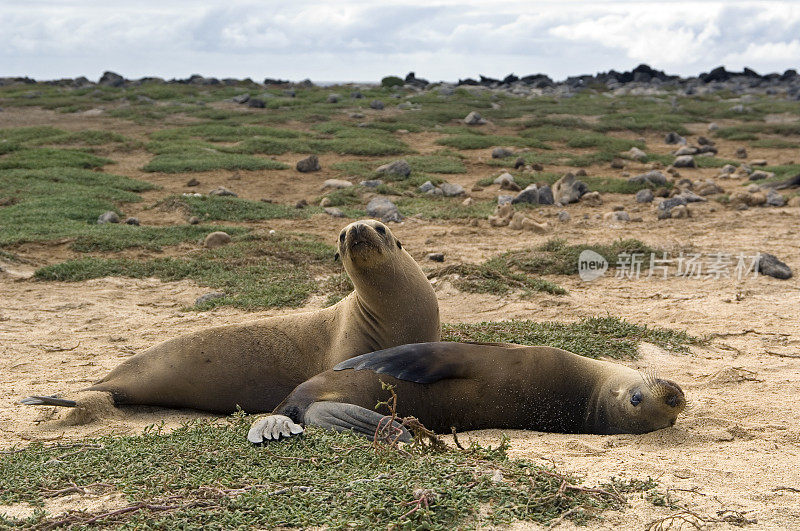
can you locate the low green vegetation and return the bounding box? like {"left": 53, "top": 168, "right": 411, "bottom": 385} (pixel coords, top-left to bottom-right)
{"left": 35, "top": 232, "right": 341, "bottom": 309}
{"left": 160, "top": 195, "right": 306, "bottom": 222}
{"left": 436, "top": 133, "right": 550, "bottom": 150}
{"left": 504, "top": 238, "right": 657, "bottom": 276}
{"left": 0, "top": 414, "right": 643, "bottom": 529}
{"left": 429, "top": 259, "right": 566, "bottom": 296}
{"left": 443, "top": 316, "right": 702, "bottom": 359}
{"left": 0, "top": 167, "right": 249, "bottom": 252}
{"left": 749, "top": 138, "right": 799, "bottom": 149}
{"left": 0, "top": 147, "right": 111, "bottom": 170}
{"left": 143, "top": 149, "right": 288, "bottom": 173}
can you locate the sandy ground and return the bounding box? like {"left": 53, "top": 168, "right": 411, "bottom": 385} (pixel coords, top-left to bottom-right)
{"left": 1, "top": 106, "right": 799, "bottom": 528}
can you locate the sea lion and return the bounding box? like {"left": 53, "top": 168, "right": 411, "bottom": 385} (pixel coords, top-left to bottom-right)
{"left": 22, "top": 220, "right": 440, "bottom": 416}
{"left": 247, "top": 342, "right": 686, "bottom": 443}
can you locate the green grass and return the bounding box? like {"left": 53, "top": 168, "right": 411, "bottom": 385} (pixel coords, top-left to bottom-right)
{"left": 35, "top": 232, "right": 340, "bottom": 310}
{"left": 143, "top": 151, "right": 288, "bottom": 173}
{"left": 430, "top": 259, "right": 566, "bottom": 296}
{"left": 161, "top": 195, "right": 306, "bottom": 221}
{"left": 436, "top": 134, "right": 550, "bottom": 150}
{"left": 443, "top": 316, "right": 702, "bottom": 359}
{"left": 504, "top": 238, "right": 657, "bottom": 276}
{"left": 0, "top": 148, "right": 111, "bottom": 169}
{"left": 0, "top": 168, "right": 249, "bottom": 252}
{"left": 0, "top": 414, "right": 637, "bottom": 529}
{"left": 750, "top": 138, "right": 800, "bottom": 149}
{"left": 716, "top": 122, "right": 800, "bottom": 139}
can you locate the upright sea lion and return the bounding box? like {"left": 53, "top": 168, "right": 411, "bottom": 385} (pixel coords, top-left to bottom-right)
{"left": 22, "top": 220, "right": 440, "bottom": 416}
{"left": 247, "top": 342, "right": 686, "bottom": 443}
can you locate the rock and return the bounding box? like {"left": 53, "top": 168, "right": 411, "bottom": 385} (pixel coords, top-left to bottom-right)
{"left": 247, "top": 98, "right": 265, "bottom": 108}
{"left": 746, "top": 184, "right": 761, "bottom": 193}
{"left": 750, "top": 159, "right": 768, "bottom": 166}
{"left": 629, "top": 170, "right": 667, "bottom": 186}
{"left": 736, "top": 147, "right": 748, "bottom": 159}
{"left": 366, "top": 197, "right": 402, "bottom": 223}
{"left": 463, "top": 111, "right": 486, "bottom": 125}
{"left": 679, "top": 190, "right": 707, "bottom": 203}
{"left": 296, "top": 154, "right": 321, "bottom": 172}
{"left": 492, "top": 147, "right": 514, "bottom": 159}
{"left": 674, "top": 146, "right": 697, "bottom": 156}
{"left": 350, "top": 112, "right": 365, "bottom": 119}
{"left": 635, "top": 189, "right": 654, "bottom": 203}
{"left": 440, "top": 182, "right": 466, "bottom": 197}
{"left": 581, "top": 191, "right": 603, "bottom": 207}
{"left": 552, "top": 173, "right": 588, "bottom": 204}
{"left": 575, "top": 168, "right": 587, "bottom": 177}
{"left": 673, "top": 155, "right": 696, "bottom": 168}
{"left": 670, "top": 205, "right": 689, "bottom": 219}
{"left": 749, "top": 170, "right": 773, "bottom": 181}
{"left": 124, "top": 217, "right": 140, "bottom": 226}
{"left": 350, "top": 91, "right": 364, "bottom": 99}
{"left": 97, "top": 211, "right": 120, "bottom": 224}
{"left": 514, "top": 157, "right": 526, "bottom": 169}
{"left": 369, "top": 100, "right": 384, "bottom": 110}
{"left": 326, "top": 93, "right": 340, "bottom": 103}
{"left": 295, "top": 199, "right": 308, "bottom": 209}
{"left": 537, "top": 185, "right": 554, "bottom": 205}
{"left": 209, "top": 186, "right": 237, "bottom": 197}
{"left": 186, "top": 178, "right": 200, "bottom": 187}
{"left": 375, "top": 159, "right": 411, "bottom": 178}
{"left": 493, "top": 172, "right": 515, "bottom": 186}
{"left": 322, "top": 179, "right": 353, "bottom": 189}
{"left": 324, "top": 207, "right": 345, "bottom": 218}
{"left": 610, "top": 158, "right": 625, "bottom": 169}
{"left": 658, "top": 196, "right": 688, "bottom": 217}
{"left": 788, "top": 196, "right": 800, "bottom": 207}
{"left": 418, "top": 181, "right": 436, "bottom": 193}
{"left": 360, "top": 179, "right": 383, "bottom": 188}
{"left": 757, "top": 253, "right": 792, "bottom": 279}
{"left": 766, "top": 190, "right": 786, "bottom": 207}
{"left": 195, "top": 292, "right": 225, "bottom": 305}
{"left": 511, "top": 185, "right": 538, "bottom": 204}
{"left": 531, "top": 163, "right": 544, "bottom": 171}
{"left": 462, "top": 197, "right": 473, "bottom": 206}
{"left": 497, "top": 195, "right": 514, "bottom": 205}
{"left": 697, "top": 182, "right": 723, "bottom": 196}
{"left": 558, "top": 210, "right": 570, "bottom": 222}
{"left": 204, "top": 231, "right": 231, "bottom": 248}
{"left": 749, "top": 192, "right": 767, "bottom": 206}
{"left": 604, "top": 211, "right": 630, "bottom": 222}
{"left": 319, "top": 197, "right": 332, "bottom": 207}
{"left": 427, "top": 252, "right": 445, "bottom": 262}
{"left": 708, "top": 122, "right": 719, "bottom": 131}
{"left": 625, "top": 147, "right": 647, "bottom": 161}
{"left": 654, "top": 187, "right": 670, "bottom": 198}
{"left": 231, "top": 93, "right": 250, "bottom": 104}
{"left": 188, "top": 216, "right": 200, "bottom": 225}
{"left": 665, "top": 132, "right": 685, "bottom": 144}
{"left": 500, "top": 180, "right": 521, "bottom": 192}
{"left": 98, "top": 71, "right": 125, "bottom": 87}
{"left": 721, "top": 164, "right": 736, "bottom": 174}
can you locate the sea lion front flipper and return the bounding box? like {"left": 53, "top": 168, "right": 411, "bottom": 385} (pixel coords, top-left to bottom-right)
{"left": 19, "top": 395, "right": 78, "bottom": 407}
{"left": 304, "top": 401, "right": 412, "bottom": 443}
{"left": 333, "top": 343, "right": 469, "bottom": 384}
{"left": 247, "top": 414, "right": 304, "bottom": 444}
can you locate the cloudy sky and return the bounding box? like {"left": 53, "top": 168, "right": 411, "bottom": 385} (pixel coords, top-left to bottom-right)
{"left": 2, "top": 1, "right": 799, "bottom": 82}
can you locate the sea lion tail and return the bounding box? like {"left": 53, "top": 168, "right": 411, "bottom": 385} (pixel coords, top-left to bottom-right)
{"left": 304, "top": 401, "right": 412, "bottom": 443}
{"left": 19, "top": 395, "right": 78, "bottom": 407}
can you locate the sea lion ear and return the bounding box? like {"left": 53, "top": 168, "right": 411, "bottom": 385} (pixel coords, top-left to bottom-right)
{"left": 396, "top": 240, "right": 402, "bottom": 249}
{"left": 334, "top": 252, "right": 340, "bottom": 261}
{"left": 609, "top": 387, "right": 622, "bottom": 398}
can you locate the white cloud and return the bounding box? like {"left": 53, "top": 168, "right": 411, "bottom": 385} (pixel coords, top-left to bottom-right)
{"left": 0, "top": 1, "right": 798, "bottom": 81}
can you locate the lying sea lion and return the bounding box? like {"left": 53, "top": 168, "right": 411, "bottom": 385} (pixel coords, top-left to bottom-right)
{"left": 22, "top": 220, "right": 440, "bottom": 417}
{"left": 247, "top": 342, "right": 686, "bottom": 443}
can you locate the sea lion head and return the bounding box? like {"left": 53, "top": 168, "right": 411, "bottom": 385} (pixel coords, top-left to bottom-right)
{"left": 335, "top": 219, "right": 403, "bottom": 271}
{"left": 596, "top": 372, "right": 687, "bottom": 434}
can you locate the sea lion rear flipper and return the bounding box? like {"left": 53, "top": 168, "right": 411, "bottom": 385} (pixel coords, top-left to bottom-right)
{"left": 333, "top": 343, "right": 469, "bottom": 384}
{"left": 304, "top": 401, "right": 412, "bottom": 442}
{"left": 19, "top": 395, "right": 78, "bottom": 407}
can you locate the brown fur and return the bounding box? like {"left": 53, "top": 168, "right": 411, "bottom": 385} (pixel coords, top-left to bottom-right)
{"left": 50, "top": 220, "right": 440, "bottom": 416}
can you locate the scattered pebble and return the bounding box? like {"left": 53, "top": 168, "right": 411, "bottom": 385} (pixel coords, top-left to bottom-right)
{"left": 375, "top": 159, "right": 411, "bottom": 178}
{"left": 492, "top": 147, "right": 514, "bottom": 159}
{"left": 427, "top": 252, "right": 444, "bottom": 262}
{"left": 186, "top": 178, "right": 200, "bottom": 187}
{"left": 735, "top": 147, "right": 748, "bottom": 159}
{"left": 204, "top": 231, "right": 231, "bottom": 248}
{"left": 97, "top": 211, "right": 119, "bottom": 224}
{"left": 195, "top": 292, "right": 225, "bottom": 305}
{"left": 635, "top": 189, "right": 654, "bottom": 203}
{"left": 296, "top": 154, "right": 321, "bottom": 173}
{"left": 124, "top": 217, "right": 140, "bottom": 226}
{"left": 188, "top": 216, "right": 200, "bottom": 225}
{"left": 209, "top": 186, "right": 237, "bottom": 197}
{"left": 440, "top": 183, "right": 466, "bottom": 197}
{"left": 673, "top": 155, "right": 696, "bottom": 168}
{"left": 558, "top": 210, "right": 570, "bottom": 222}
{"left": 463, "top": 111, "right": 487, "bottom": 125}
{"left": 322, "top": 179, "right": 352, "bottom": 189}
{"left": 324, "top": 207, "right": 345, "bottom": 218}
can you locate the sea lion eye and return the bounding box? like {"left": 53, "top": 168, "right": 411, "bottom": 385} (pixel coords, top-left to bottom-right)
{"left": 375, "top": 225, "right": 386, "bottom": 235}
{"left": 665, "top": 394, "right": 678, "bottom": 407}
{"left": 339, "top": 232, "right": 345, "bottom": 242}
{"left": 630, "top": 390, "right": 643, "bottom": 407}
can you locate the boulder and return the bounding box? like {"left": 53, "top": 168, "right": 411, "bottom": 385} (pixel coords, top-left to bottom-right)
{"left": 492, "top": 147, "right": 514, "bottom": 159}
{"left": 204, "top": 231, "right": 231, "bottom": 248}
{"left": 322, "top": 179, "right": 353, "bottom": 189}
{"left": 463, "top": 111, "right": 486, "bottom": 125}
{"left": 296, "top": 155, "right": 321, "bottom": 172}
{"left": 366, "top": 197, "right": 403, "bottom": 223}
{"left": 673, "top": 155, "right": 696, "bottom": 168}
{"left": 511, "top": 185, "right": 538, "bottom": 204}
{"left": 635, "top": 189, "right": 654, "bottom": 203}
{"left": 375, "top": 159, "right": 411, "bottom": 179}
{"left": 97, "top": 211, "right": 120, "bottom": 224}
{"left": 757, "top": 253, "right": 792, "bottom": 279}
{"left": 440, "top": 182, "right": 466, "bottom": 197}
